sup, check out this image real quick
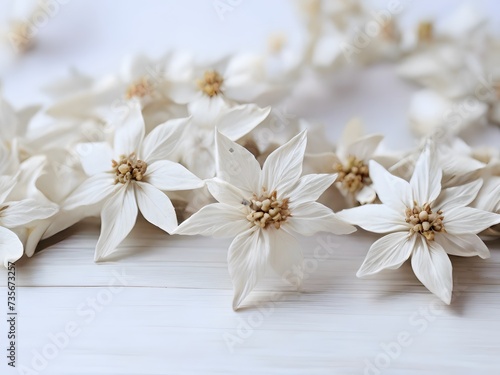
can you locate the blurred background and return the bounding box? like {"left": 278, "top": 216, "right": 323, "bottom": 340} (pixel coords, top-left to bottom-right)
{"left": 1, "top": 0, "right": 500, "bottom": 149}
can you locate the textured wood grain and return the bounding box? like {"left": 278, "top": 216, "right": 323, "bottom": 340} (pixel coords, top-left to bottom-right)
{"left": 1, "top": 218, "right": 499, "bottom": 375}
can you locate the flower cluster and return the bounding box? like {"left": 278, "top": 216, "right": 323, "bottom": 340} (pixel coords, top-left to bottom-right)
{"left": 1, "top": 1, "right": 499, "bottom": 309}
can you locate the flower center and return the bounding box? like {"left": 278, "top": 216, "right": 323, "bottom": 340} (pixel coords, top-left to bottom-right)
{"left": 417, "top": 21, "right": 433, "bottom": 43}
{"left": 197, "top": 70, "right": 224, "bottom": 97}
{"left": 405, "top": 202, "right": 445, "bottom": 241}
{"left": 381, "top": 20, "right": 398, "bottom": 41}
{"left": 244, "top": 189, "right": 291, "bottom": 229}
{"left": 125, "top": 77, "right": 155, "bottom": 100}
{"left": 334, "top": 156, "right": 371, "bottom": 194}
{"left": 112, "top": 153, "right": 148, "bottom": 184}
{"left": 11, "top": 21, "right": 33, "bottom": 52}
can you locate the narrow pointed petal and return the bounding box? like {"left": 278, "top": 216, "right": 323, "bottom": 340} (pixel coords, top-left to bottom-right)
{"left": 261, "top": 131, "right": 307, "bottom": 193}
{"left": 369, "top": 160, "right": 412, "bottom": 212}
{"left": 77, "top": 142, "right": 114, "bottom": 176}
{"left": 410, "top": 148, "right": 442, "bottom": 204}
{"left": 217, "top": 104, "right": 270, "bottom": 141}
{"left": 174, "top": 203, "right": 249, "bottom": 238}
{"left": 435, "top": 180, "right": 483, "bottom": 212}
{"left": 0, "top": 176, "right": 16, "bottom": 203}
{"left": 228, "top": 228, "right": 268, "bottom": 310}
{"left": 135, "top": 182, "right": 178, "bottom": 234}
{"left": 140, "top": 117, "right": 189, "bottom": 163}
{"left": 206, "top": 178, "right": 248, "bottom": 206}
{"left": 95, "top": 185, "right": 138, "bottom": 261}
{"left": 286, "top": 202, "right": 356, "bottom": 236}
{"left": 435, "top": 233, "right": 490, "bottom": 259}
{"left": 338, "top": 118, "right": 364, "bottom": 155}
{"left": 188, "top": 94, "right": 227, "bottom": 124}
{"left": 145, "top": 160, "right": 204, "bottom": 191}
{"left": 113, "top": 101, "right": 145, "bottom": 156}
{"left": 444, "top": 207, "right": 500, "bottom": 234}
{"left": 215, "top": 131, "right": 261, "bottom": 195}
{"left": 286, "top": 173, "right": 337, "bottom": 205}
{"left": 63, "top": 173, "right": 118, "bottom": 210}
{"left": 411, "top": 238, "right": 453, "bottom": 304}
{"left": 266, "top": 229, "right": 303, "bottom": 287}
{"left": 343, "top": 134, "right": 383, "bottom": 162}
{"left": 357, "top": 232, "right": 416, "bottom": 277}
{"left": 1, "top": 200, "right": 58, "bottom": 228}
{"left": 337, "top": 204, "right": 408, "bottom": 233}
{"left": 0, "top": 227, "right": 24, "bottom": 267}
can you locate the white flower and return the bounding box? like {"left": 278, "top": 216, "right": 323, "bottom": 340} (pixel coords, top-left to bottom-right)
{"left": 64, "top": 102, "right": 204, "bottom": 261}
{"left": 338, "top": 147, "right": 500, "bottom": 304}
{"left": 174, "top": 130, "right": 355, "bottom": 309}
{"left": 305, "top": 118, "right": 397, "bottom": 206}
{"left": 46, "top": 54, "right": 187, "bottom": 130}
{"left": 166, "top": 54, "right": 286, "bottom": 124}
{"left": 179, "top": 103, "right": 271, "bottom": 179}
{"left": 0, "top": 174, "right": 58, "bottom": 266}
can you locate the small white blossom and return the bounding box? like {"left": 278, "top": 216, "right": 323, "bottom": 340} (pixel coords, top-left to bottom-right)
{"left": 64, "top": 102, "right": 204, "bottom": 261}
{"left": 174, "top": 130, "right": 355, "bottom": 309}
{"left": 338, "top": 147, "right": 500, "bottom": 304}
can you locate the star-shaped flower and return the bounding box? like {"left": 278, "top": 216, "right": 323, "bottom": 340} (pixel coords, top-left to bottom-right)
{"left": 64, "top": 101, "right": 204, "bottom": 261}
{"left": 0, "top": 174, "right": 58, "bottom": 267}
{"left": 338, "top": 147, "right": 500, "bottom": 303}
{"left": 174, "top": 130, "right": 356, "bottom": 309}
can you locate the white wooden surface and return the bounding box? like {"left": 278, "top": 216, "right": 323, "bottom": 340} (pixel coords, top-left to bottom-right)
{"left": 2, "top": 1, "right": 500, "bottom": 374}
{"left": 1, "top": 219, "right": 500, "bottom": 374}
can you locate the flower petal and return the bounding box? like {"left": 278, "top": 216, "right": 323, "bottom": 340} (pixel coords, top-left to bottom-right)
{"left": 410, "top": 147, "right": 442, "bottom": 205}
{"left": 286, "top": 173, "right": 337, "bottom": 205}
{"left": 444, "top": 207, "right": 500, "bottom": 234}
{"left": 343, "top": 134, "right": 383, "bottom": 162}
{"left": 134, "top": 182, "right": 177, "bottom": 234}
{"left": 303, "top": 152, "right": 338, "bottom": 174}
{"left": 217, "top": 104, "right": 270, "bottom": 141}
{"left": 63, "top": 173, "right": 118, "bottom": 210}
{"left": 266, "top": 229, "right": 303, "bottom": 287}
{"left": 1, "top": 200, "right": 58, "bottom": 228}
{"left": 0, "top": 175, "right": 16, "bottom": 203}
{"left": 113, "top": 101, "right": 145, "bottom": 156}
{"left": 337, "top": 204, "right": 408, "bottom": 233}
{"left": 357, "top": 232, "right": 416, "bottom": 277}
{"left": 411, "top": 237, "right": 453, "bottom": 304}
{"left": 215, "top": 130, "right": 261, "bottom": 195}
{"left": 355, "top": 185, "right": 377, "bottom": 205}
{"left": 206, "top": 178, "right": 248, "bottom": 206}
{"left": 228, "top": 228, "right": 268, "bottom": 310}
{"left": 188, "top": 94, "right": 228, "bottom": 125}
{"left": 174, "top": 203, "right": 249, "bottom": 238}
{"left": 76, "top": 142, "right": 114, "bottom": 176}
{"left": 0, "top": 226, "right": 24, "bottom": 267}
{"left": 95, "top": 185, "right": 138, "bottom": 262}
{"left": 140, "top": 117, "right": 189, "bottom": 163}
{"left": 435, "top": 180, "right": 483, "bottom": 212}
{"left": 369, "top": 160, "right": 412, "bottom": 212}
{"left": 261, "top": 131, "right": 307, "bottom": 193}
{"left": 435, "top": 232, "right": 490, "bottom": 259}
{"left": 145, "top": 160, "right": 204, "bottom": 191}
{"left": 286, "top": 202, "right": 356, "bottom": 236}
